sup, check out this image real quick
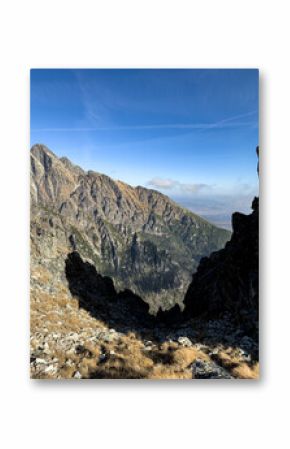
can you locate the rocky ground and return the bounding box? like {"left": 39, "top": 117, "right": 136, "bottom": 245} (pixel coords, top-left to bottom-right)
{"left": 31, "top": 261, "right": 259, "bottom": 380}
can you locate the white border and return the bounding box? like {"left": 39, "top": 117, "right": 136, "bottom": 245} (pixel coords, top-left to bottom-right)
{"left": 0, "top": 1, "right": 289, "bottom": 447}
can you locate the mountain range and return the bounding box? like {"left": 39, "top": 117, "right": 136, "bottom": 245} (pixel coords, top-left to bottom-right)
{"left": 30, "top": 144, "right": 231, "bottom": 313}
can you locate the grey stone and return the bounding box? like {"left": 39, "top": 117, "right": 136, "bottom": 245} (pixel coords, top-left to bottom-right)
{"left": 177, "top": 336, "right": 192, "bottom": 347}
{"left": 192, "top": 359, "right": 233, "bottom": 379}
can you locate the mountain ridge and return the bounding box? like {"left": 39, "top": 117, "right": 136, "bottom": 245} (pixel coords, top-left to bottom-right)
{"left": 31, "top": 143, "right": 226, "bottom": 227}
{"left": 30, "top": 143, "right": 231, "bottom": 312}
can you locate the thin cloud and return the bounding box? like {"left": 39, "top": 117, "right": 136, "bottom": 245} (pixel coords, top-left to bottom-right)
{"left": 31, "top": 110, "right": 257, "bottom": 132}
{"left": 147, "top": 178, "right": 209, "bottom": 193}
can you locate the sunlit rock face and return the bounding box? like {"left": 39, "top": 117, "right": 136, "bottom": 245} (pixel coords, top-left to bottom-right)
{"left": 31, "top": 144, "right": 230, "bottom": 313}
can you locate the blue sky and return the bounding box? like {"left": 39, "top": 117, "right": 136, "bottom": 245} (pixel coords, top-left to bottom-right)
{"left": 30, "top": 69, "right": 259, "bottom": 229}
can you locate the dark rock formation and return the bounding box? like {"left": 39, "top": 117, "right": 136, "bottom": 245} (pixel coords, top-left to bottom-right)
{"left": 65, "top": 251, "right": 154, "bottom": 330}
{"left": 65, "top": 251, "right": 116, "bottom": 300}
{"left": 155, "top": 304, "right": 183, "bottom": 326}
{"left": 183, "top": 197, "right": 259, "bottom": 338}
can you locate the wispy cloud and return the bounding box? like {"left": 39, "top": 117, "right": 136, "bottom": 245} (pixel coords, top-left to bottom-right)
{"left": 31, "top": 110, "right": 257, "bottom": 132}
{"left": 147, "top": 177, "right": 210, "bottom": 193}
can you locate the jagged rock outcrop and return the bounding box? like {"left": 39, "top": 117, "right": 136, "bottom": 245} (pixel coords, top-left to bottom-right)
{"left": 183, "top": 197, "right": 259, "bottom": 337}
{"left": 65, "top": 251, "right": 154, "bottom": 329}
{"left": 31, "top": 144, "right": 230, "bottom": 313}
{"left": 65, "top": 251, "right": 116, "bottom": 299}
{"left": 155, "top": 304, "right": 183, "bottom": 325}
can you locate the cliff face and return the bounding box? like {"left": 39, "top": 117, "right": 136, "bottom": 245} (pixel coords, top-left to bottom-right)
{"left": 30, "top": 144, "right": 231, "bottom": 313}
{"left": 183, "top": 197, "right": 259, "bottom": 337}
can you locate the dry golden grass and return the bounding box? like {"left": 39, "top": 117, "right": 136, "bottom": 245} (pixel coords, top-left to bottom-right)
{"left": 59, "top": 365, "right": 76, "bottom": 378}
{"left": 31, "top": 266, "right": 52, "bottom": 284}
{"left": 31, "top": 268, "right": 259, "bottom": 380}
{"left": 30, "top": 282, "right": 105, "bottom": 334}
{"left": 171, "top": 347, "right": 209, "bottom": 368}
{"left": 31, "top": 321, "right": 260, "bottom": 379}
{"left": 116, "top": 181, "right": 147, "bottom": 211}
{"left": 213, "top": 350, "right": 259, "bottom": 379}
{"left": 90, "top": 335, "right": 154, "bottom": 379}
{"left": 232, "top": 363, "right": 259, "bottom": 379}
{"left": 84, "top": 336, "right": 212, "bottom": 380}
{"left": 150, "top": 364, "right": 191, "bottom": 379}
{"left": 148, "top": 345, "right": 210, "bottom": 379}
{"left": 214, "top": 350, "right": 240, "bottom": 370}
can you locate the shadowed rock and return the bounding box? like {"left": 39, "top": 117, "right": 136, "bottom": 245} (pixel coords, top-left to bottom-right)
{"left": 65, "top": 251, "right": 154, "bottom": 331}
{"left": 155, "top": 304, "right": 183, "bottom": 326}
{"left": 183, "top": 197, "right": 259, "bottom": 339}
{"left": 65, "top": 251, "right": 116, "bottom": 299}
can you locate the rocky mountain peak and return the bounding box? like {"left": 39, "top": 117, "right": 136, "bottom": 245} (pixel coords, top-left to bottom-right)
{"left": 30, "top": 144, "right": 231, "bottom": 312}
